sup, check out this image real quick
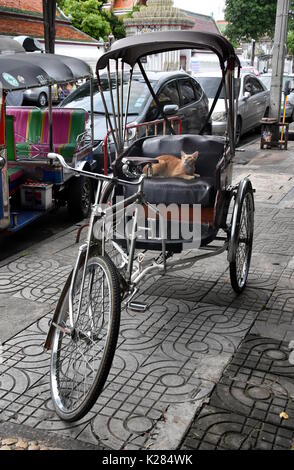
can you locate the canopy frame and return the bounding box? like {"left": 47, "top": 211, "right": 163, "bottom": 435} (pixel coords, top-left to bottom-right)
{"left": 96, "top": 31, "right": 241, "bottom": 160}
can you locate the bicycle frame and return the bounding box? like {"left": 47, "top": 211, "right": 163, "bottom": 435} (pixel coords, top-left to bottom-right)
{"left": 49, "top": 152, "right": 229, "bottom": 322}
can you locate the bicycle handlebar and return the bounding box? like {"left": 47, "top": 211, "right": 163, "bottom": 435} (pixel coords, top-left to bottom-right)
{"left": 48, "top": 152, "right": 145, "bottom": 187}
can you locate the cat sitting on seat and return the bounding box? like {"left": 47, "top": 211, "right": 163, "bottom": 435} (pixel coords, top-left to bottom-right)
{"left": 143, "top": 150, "right": 199, "bottom": 180}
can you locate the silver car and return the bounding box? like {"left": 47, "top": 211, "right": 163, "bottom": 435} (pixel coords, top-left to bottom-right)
{"left": 260, "top": 73, "right": 294, "bottom": 122}
{"left": 23, "top": 84, "right": 59, "bottom": 107}
{"left": 196, "top": 72, "right": 270, "bottom": 144}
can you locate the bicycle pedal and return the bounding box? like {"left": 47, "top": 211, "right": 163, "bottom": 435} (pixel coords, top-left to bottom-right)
{"left": 127, "top": 301, "right": 148, "bottom": 312}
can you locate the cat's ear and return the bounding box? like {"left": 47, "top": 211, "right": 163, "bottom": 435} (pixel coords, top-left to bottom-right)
{"left": 181, "top": 151, "right": 186, "bottom": 159}
{"left": 192, "top": 151, "right": 199, "bottom": 159}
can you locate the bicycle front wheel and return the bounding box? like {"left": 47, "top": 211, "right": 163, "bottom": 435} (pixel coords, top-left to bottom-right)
{"left": 50, "top": 255, "right": 121, "bottom": 422}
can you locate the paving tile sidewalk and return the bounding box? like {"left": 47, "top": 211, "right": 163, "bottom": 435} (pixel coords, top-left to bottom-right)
{"left": 0, "top": 137, "right": 294, "bottom": 450}
{"left": 181, "top": 139, "right": 294, "bottom": 450}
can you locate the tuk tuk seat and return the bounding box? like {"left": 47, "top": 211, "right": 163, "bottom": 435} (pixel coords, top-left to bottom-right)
{"left": 124, "top": 134, "right": 225, "bottom": 208}
{"left": 6, "top": 107, "right": 88, "bottom": 159}
{"left": 8, "top": 167, "right": 24, "bottom": 196}
{"left": 39, "top": 108, "right": 89, "bottom": 159}
{"left": 6, "top": 107, "right": 42, "bottom": 157}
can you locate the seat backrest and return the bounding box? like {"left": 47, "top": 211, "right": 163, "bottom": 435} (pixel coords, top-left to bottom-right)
{"left": 141, "top": 134, "right": 225, "bottom": 177}
{"left": 40, "top": 108, "right": 88, "bottom": 145}
{"left": 6, "top": 107, "right": 42, "bottom": 144}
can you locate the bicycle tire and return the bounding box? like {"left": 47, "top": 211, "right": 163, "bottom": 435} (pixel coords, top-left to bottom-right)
{"left": 50, "top": 255, "right": 121, "bottom": 422}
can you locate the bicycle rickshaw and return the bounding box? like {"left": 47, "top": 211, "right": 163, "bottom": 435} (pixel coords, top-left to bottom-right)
{"left": 0, "top": 51, "right": 95, "bottom": 233}
{"left": 45, "top": 31, "right": 255, "bottom": 422}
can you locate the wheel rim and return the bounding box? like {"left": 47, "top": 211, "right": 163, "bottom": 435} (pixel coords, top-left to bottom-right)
{"left": 235, "top": 192, "right": 254, "bottom": 289}
{"left": 81, "top": 179, "right": 91, "bottom": 214}
{"left": 39, "top": 94, "right": 47, "bottom": 106}
{"left": 51, "top": 260, "right": 112, "bottom": 415}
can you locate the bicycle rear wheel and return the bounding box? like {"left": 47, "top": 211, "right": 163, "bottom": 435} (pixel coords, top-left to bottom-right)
{"left": 50, "top": 255, "right": 121, "bottom": 422}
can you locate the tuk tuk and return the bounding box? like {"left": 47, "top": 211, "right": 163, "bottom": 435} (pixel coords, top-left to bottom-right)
{"left": 0, "top": 52, "right": 96, "bottom": 232}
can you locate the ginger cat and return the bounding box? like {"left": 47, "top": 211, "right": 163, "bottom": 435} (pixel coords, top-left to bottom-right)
{"left": 143, "top": 150, "right": 199, "bottom": 179}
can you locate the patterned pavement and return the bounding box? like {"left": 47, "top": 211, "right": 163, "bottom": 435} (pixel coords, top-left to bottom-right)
{"left": 1, "top": 140, "right": 294, "bottom": 450}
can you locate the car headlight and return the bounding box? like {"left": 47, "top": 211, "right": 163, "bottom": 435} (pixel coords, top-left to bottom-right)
{"left": 212, "top": 111, "right": 227, "bottom": 122}
{"left": 25, "top": 89, "right": 32, "bottom": 95}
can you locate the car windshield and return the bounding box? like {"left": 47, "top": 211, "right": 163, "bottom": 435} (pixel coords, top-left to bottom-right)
{"left": 197, "top": 77, "right": 227, "bottom": 99}
{"left": 61, "top": 77, "right": 152, "bottom": 115}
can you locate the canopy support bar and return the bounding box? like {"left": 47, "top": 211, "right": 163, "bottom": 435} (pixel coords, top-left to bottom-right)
{"left": 90, "top": 76, "right": 94, "bottom": 146}
{"left": 48, "top": 84, "right": 53, "bottom": 152}
{"left": 123, "top": 68, "right": 133, "bottom": 145}
{"left": 107, "top": 63, "right": 119, "bottom": 151}
{"left": 137, "top": 59, "right": 175, "bottom": 136}
{"left": 97, "top": 71, "right": 119, "bottom": 155}
{"left": 200, "top": 78, "right": 223, "bottom": 135}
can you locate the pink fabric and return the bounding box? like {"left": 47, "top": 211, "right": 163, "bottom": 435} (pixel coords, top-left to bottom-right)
{"left": 8, "top": 168, "right": 24, "bottom": 182}
{"left": 41, "top": 109, "right": 72, "bottom": 145}
{"left": 6, "top": 107, "right": 31, "bottom": 143}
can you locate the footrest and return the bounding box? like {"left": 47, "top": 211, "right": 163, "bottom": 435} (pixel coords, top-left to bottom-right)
{"left": 127, "top": 301, "right": 148, "bottom": 312}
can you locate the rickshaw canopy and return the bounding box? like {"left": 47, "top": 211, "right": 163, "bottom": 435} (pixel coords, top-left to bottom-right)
{"left": 0, "top": 53, "right": 92, "bottom": 92}
{"left": 96, "top": 31, "right": 240, "bottom": 71}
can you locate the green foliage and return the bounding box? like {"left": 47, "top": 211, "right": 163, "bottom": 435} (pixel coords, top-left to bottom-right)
{"left": 56, "top": 0, "right": 119, "bottom": 41}
{"left": 104, "top": 10, "right": 126, "bottom": 39}
{"left": 287, "top": 30, "right": 294, "bottom": 56}
{"left": 224, "top": 0, "right": 277, "bottom": 43}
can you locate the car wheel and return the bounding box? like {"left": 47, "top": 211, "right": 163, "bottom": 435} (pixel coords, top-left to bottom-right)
{"left": 67, "top": 176, "right": 92, "bottom": 222}
{"left": 235, "top": 117, "right": 242, "bottom": 146}
{"left": 38, "top": 92, "right": 48, "bottom": 107}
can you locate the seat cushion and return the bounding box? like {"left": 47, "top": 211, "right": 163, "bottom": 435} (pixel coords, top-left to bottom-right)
{"left": 8, "top": 166, "right": 24, "bottom": 195}
{"left": 124, "top": 176, "right": 216, "bottom": 207}
{"left": 141, "top": 134, "right": 225, "bottom": 178}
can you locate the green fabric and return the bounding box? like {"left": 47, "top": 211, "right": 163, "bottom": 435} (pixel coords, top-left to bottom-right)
{"left": 5, "top": 115, "right": 15, "bottom": 161}
{"left": 28, "top": 108, "right": 42, "bottom": 143}
{"left": 16, "top": 142, "right": 30, "bottom": 157}
{"left": 56, "top": 143, "right": 76, "bottom": 159}
{"left": 69, "top": 109, "right": 86, "bottom": 143}
{"left": 8, "top": 166, "right": 24, "bottom": 180}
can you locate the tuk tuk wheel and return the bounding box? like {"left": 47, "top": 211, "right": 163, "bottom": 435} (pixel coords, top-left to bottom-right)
{"left": 67, "top": 175, "right": 92, "bottom": 222}
{"left": 228, "top": 178, "right": 254, "bottom": 293}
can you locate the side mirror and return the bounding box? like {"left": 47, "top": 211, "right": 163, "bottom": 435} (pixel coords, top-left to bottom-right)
{"left": 243, "top": 91, "right": 251, "bottom": 100}
{"left": 163, "top": 104, "right": 179, "bottom": 115}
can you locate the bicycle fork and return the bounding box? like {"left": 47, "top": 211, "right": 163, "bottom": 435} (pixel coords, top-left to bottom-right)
{"left": 68, "top": 180, "right": 103, "bottom": 329}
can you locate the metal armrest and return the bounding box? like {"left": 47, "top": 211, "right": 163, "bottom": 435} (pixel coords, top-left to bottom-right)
{"left": 122, "top": 157, "right": 159, "bottom": 165}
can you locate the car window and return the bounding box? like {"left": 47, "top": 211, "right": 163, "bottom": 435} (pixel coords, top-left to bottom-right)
{"left": 192, "top": 79, "right": 203, "bottom": 101}
{"left": 250, "top": 77, "right": 264, "bottom": 94}
{"left": 157, "top": 80, "right": 180, "bottom": 107}
{"left": 61, "top": 77, "right": 151, "bottom": 115}
{"left": 178, "top": 79, "right": 196, "bottom": 106}
{"left": 146, "top": 80, "right": 180, "bottom": 121}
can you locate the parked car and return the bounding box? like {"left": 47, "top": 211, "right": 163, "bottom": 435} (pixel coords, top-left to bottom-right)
{"left": 196, "top": 72, "right": 270, "bottom": 145}
{"left": 259, "top": 73, "right": 294, "bottom": 122}
{"left": 59, "top": 71, "right": 211, "bottom": 171}
{"left": 23, "top": 84, "right": 59, "bottom": 107}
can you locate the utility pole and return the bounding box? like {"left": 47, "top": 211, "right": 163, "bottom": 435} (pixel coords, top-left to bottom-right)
{"left": 269, "top": 0, "right": 290, "bottom": 121}
{"left": 43, "top": 0, "right": 57, "bottom": 54}
{"left": 250, "top": 39, "right": 256, "bottom": 67}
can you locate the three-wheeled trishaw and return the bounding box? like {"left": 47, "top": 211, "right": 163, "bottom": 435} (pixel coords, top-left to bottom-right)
{"left": 45, "top": 31, "right": 255, "bottom": 422}
{"left": 0, "top": 52, "right": 96, "bottom": 233}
